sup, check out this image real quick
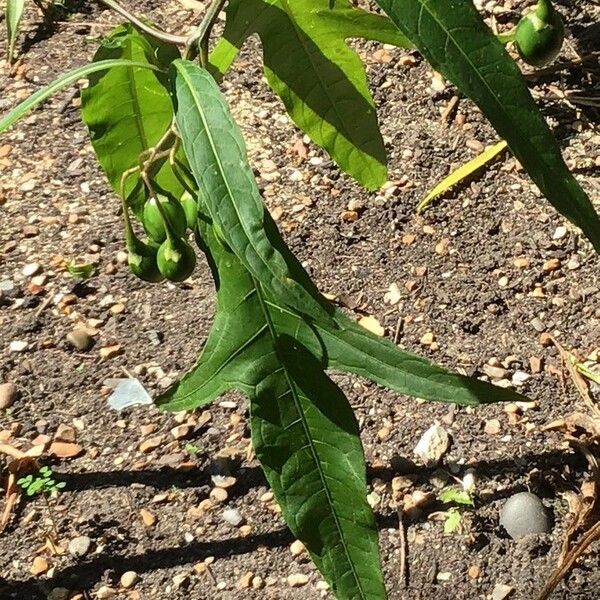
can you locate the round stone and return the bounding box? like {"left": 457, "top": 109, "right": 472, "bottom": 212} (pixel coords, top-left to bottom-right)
{"left": 120, "top": 571, "right": 139, "bottom": 589}
{"left": 499, "top": 492, "right": 550, "bottom": 539}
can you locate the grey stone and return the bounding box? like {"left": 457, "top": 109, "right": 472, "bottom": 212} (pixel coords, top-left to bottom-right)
{"left": 68, "top": 535, "right": 92, "bottom": 558}
{"left": 0, "top": 382, "right": 18, "bottom": 409}
{"left": 47, "top": 588, "right": 70, "bottom": 600}
{"left": 499, "top": 492, "right": 550, "bottom": 539}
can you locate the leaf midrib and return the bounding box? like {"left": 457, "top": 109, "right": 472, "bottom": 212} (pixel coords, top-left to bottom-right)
{"left": 253, "top": 276, "right": 367, "bottom": 600}
{"left": 277, "top": 0, "right": 373, "bottom": 154}
{"left": 175, "top": 62, "right": 289, "bottom": 295}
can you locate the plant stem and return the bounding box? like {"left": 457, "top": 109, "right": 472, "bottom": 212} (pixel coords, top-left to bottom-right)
{"left": 185, "top": 0, "right": 227, "bottom": 62}
{"left": 98, "top": 0, "right": 187, "bottom": 45}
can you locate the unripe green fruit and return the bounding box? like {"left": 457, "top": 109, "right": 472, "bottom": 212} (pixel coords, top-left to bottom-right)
{"left": 157, "top": 237, "right": 197, "bottom": 282}
{"left": 142, "top": 195, "right": 187, "bottom": 243}
{"left": 127, "top": 236, "right": 164, "bottom": 283}
{"left": 180, "top": 191, "right": 199, "bottom": 230}
{"left": 515, "top": 0, "right": 564, "bottom": 67}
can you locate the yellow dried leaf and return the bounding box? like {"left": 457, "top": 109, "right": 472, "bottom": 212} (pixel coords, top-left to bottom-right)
{"left": 417, "top": 140, "right": 508, "bottom": 213}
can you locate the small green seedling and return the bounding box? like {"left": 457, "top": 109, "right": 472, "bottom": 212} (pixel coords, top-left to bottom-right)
{"left": 439, "top": 487, "right": 475, "bottom": 534}
{"left": 67, "top": 259, "right": 95, "bottom": 279}
{"left": 17, "top": 466, "right": 66, "bottom": 497}
{"left": 184, "top": 442, "right": 200, "bottom": 455}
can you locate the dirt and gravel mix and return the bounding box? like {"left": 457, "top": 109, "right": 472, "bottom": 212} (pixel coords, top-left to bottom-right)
{"left": 1, "top": 1, "right": 599, "bottom": 599}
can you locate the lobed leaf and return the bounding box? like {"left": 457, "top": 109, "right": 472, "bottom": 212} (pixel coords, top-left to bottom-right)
{"left": 375, "top": 0, "right": 600, "bottom": 252}
{"left": 210, "top": 0, "right": 412, "bottom": 190}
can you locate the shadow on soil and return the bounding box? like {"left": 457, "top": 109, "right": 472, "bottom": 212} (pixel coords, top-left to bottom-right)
{"left": 0, "top": 446, "right": 588, "bottom": 597}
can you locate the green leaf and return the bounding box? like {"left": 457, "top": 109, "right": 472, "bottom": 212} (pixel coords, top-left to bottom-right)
{"left": 0, "top": 58, "right": 161, "bottom": 135}
{"left": 160, "top": 211, "right": 525, "bottom": 415}
{"left": 161, "top": 218, "right": 387, "bottom": 599}
{"left": 210, "top": 0, "right": 412, "bottom": 190}
{"left": 80, "top": 25, "right": 184, "bottom": 215}
{"left": 158, "top": 207, "right": 522, "bottom": 596}
{"left": 443, "top": 508, "right": 462, "bottom": 534}
{"left": 374, "top": 0, "right": 600, "bottom": 252}
{"left": 439, "top": 488, "right": 474, "bottom": 507}
{"left": 6, "top": 0, "right": 26, "bottom": 63}
{"left": 171, "top": 59, "right": 331, "bottom": 322}
{"left": 66, "top": 259, "right": 95, "bottom": 279}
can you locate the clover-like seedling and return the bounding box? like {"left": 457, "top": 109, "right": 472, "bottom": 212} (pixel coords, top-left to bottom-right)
{"left": 18, "top": 466, "right": 66, "bottom": 497}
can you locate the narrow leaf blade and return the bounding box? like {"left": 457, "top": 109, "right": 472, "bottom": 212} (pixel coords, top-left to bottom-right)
{"left": 0, "top": 59, "right": 161, "bottom": 134}
{"left": 171, "top": 59, "right": 329, "bottom": 321}
{"left": 6, "top": 0, "right": 26, "bottom": 63}
{"left": 375, "top": 0, "right": 600, "bottom": 252}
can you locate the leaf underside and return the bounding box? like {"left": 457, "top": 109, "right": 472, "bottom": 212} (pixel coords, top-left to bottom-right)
{"left": 80, "top": 25, "right": 185, "bottom": 215}
{"left": 375, "top": 0, "right": 600, "bottom": 252}
{"left": 210, "top": 0, "right": 412, "bottom": 190}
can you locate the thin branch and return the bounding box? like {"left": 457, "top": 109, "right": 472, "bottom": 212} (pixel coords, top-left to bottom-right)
{"left": 97, "top": 0, "right": 187, "bottom": 45}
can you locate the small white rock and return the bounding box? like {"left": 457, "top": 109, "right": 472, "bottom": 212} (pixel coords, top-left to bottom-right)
{"left": 414, "top": 423, "right": 450, "bottom": 466}
{"left": 222, "top": 508, "right": 245, "bottom": 527}
{"left": 120, "top": 571, "right": 139, "bottom": 589}
{"left": 22, "top": 262, "right": 41, "bottom": 277}
{"left": 9, "top": 340, "right": 28, "bottom": 353}
{"left": 552, "top": 226, "right": 567, "bottom": 240}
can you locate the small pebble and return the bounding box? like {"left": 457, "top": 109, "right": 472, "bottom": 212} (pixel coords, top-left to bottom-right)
{"left": 47, "top": 589, "right": 70, "bottom": 600}
{"left": 68, "top": 535, "right": 92, "bottom": 558}
{"left": 66, "top": 328, "right": 93, "bottom": 351}
{"left": 96, "top": 587, "right": 116, "bottom": 599}
{"left": 492, "top": 583, "right": 514, "bottom": 600}
{"left": 287, "top": 573, "right": 309, "bottom": 587}
{"left": 0, "top": 382, "right": 18, "bottom": 409}
{"left": 120, "top": 571, "right": 139, "bottom": 589}
{"left": 9, "top": 340, "right": 28, "bottom": 353}
{"left": 22, "top": 262, "right": 41, "bottom": 277}
{"left": 499, "top": 492, "right": 550, "bottom": 539}
{"left": 222, "top": 508, "right": 245, "bottom": 527}
{"left": 414, "top": 423, "right": 450, "bottom": 466}
{"left": 172, "top": 574, "right": 189, "bottom": 589}
{"left": 290, "top": 540, "right": 306, "bottom": 556}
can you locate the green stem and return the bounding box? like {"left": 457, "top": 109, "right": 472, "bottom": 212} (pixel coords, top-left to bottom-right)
{"left": 97, "top": 0, "right": 187, "bottom": 45}
{"left": 185, "top": 0, "right": 227, "bottom": 62}
{"left": 497, "top": 29, "right": 516, "bottom": 45}
{"left": 536, "top": 0, "right": 553, "bottom": 22}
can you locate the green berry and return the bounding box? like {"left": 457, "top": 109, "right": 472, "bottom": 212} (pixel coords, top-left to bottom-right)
{"left": 127, "top": 235, "right": 164, "bottom": 283}
{"left": 180, "top": 190, "right": 199, "bottom": 230}
{"left": 515, "top": 0, "right": 564, "bottom": 67}
{"left": 142, "top": 195, "right": 187, "bottom": 243}
{"left": 157, "top": 237, "right": 197, "bottom": 282}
